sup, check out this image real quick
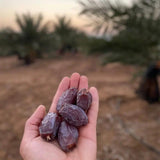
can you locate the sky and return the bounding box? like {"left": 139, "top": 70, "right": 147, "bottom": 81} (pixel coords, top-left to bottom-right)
{"left": 0, "top": 0, "right": 131, "bottom": 34}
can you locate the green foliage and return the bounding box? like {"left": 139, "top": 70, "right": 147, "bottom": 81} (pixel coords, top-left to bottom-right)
{"left": 79, "top": 36, "right": 109, "bottom": 54}
{"left": 101, "top": 51, "right": 152, "bottom": 66}
{"left": 80, "top": 0, "right": 160, "bottom": 34}
{"left": 53, "top": 16, "right": 80, "bottom": 54}
{"left": 79, "top": 0, "right": 128, "bottom": 33}
{"left": 0, "top": 13, "right": 111, "bottom": 62}
{"left": 15, "top": 13, "right": 54, "bottom": 62}
{"left": 0, "top": 13, "right": 55, "bottom": 64}
{"left": 79, "top": 0, "right": 160, "bottom": 65}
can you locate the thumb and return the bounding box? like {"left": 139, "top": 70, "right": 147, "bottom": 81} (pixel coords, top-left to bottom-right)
{"left": 23, "top": 105, "right": 46, "bottom": 141}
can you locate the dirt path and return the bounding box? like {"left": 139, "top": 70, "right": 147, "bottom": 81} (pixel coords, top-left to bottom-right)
{"left": 0, "top": 55, "right": 160, "bottom": 160}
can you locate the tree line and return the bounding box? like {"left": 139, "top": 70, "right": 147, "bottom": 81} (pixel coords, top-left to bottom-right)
{"left": 0, "top": 14, "right": 92, "bottom": 64}
{"left": 1, "top": 0, "right": 160, "bottom": 65}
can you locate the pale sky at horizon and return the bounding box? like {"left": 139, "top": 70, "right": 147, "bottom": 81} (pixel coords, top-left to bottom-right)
{"left": 0, "top": 0, "right": 132, "bottom": 34}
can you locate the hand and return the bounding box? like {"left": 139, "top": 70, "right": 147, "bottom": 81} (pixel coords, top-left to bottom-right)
{"left": 20, "top": 73, "right": 99, "bottom": 160}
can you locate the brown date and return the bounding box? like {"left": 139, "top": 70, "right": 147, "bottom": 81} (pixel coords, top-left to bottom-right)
{"left": 39, "top": 113, "right": 61, "bottom": 141}
{"left": 57, "top": 88, "right": 78, "bottom": 112}
{"left": 58, "top": 121, "right": 79, "bottom": 152}
{"left": 77, "top": 88, "right": 92, "bottom": 112}
{"left": 59, "top": 103, "right": 88, "bottom": 127}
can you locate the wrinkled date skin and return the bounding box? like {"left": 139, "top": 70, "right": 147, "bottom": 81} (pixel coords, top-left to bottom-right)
{"left": 57, "top": 88, "right": 78, "bottom": 112}
{"left": 77, "top": 88, "right": 92, "bottom": 112}
{"left": 58, "top": 121, "right": 79, "bottom": 152}
{"left": 39, "top": 88, "right": 91, "bottom": 152}
{"left": 39, "top": 113, "right": 61, "bottom": 141}
{"left": 59, "top": 103, "right": 88, "bottom": 127}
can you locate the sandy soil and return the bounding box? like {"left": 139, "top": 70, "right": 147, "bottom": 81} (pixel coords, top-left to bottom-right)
{"left": 0, "top": 55, "right": 160, "bottom": 160}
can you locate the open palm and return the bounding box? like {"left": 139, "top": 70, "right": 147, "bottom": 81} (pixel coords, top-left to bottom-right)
{"left": 20, "top": 73, "right": 99, "bottom": 160}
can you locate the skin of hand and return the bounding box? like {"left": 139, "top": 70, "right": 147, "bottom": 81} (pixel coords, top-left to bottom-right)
{"left": 20, "top": 73, "right": 99, "bottom": 160}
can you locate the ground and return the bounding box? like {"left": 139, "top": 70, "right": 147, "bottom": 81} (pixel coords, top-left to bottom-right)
{"left": 0, "top": 55, "right": 160, "bottom": 160}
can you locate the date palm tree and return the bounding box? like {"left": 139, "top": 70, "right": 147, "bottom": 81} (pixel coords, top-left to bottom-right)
{"left": 53, "top": 16, "right": 79, "bottom": 54}
{"left": 15, "top": 13, "right": 53, "bottom": 64}
{"left": 0, "top": 28, "right": 17, "bottom": 56}
{"left": 79, "top": 0, "right": 160, "bottom": 64}
{"left": 0, "top": 13, "right": 53, "bottom": 64}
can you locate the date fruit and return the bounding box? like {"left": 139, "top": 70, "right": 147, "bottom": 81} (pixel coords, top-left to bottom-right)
{"left": 57, "top": 88, "right": 78, "bottom": 112}
{"left": 77, "top": 88, "right": 92, "bottom": 112}
{"left": 39, "top": 113, "right": 61, "bottom": 141}
{"left": 39, "top": 87, "right": 92, "bottom": 152}
{"left": 59, "top": 103, "right": 88, "bottom": 127}
{"left": 58, "top": 121, "right": 79, "bottom": 152}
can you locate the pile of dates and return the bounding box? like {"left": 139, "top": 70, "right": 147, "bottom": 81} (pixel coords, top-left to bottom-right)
{"left": 39, "top": 88, "right": 92, "bottom": 152}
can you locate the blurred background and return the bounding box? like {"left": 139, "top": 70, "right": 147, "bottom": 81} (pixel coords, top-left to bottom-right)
{"left": 0, "top": 0, "right": 160, "bottom": 159}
